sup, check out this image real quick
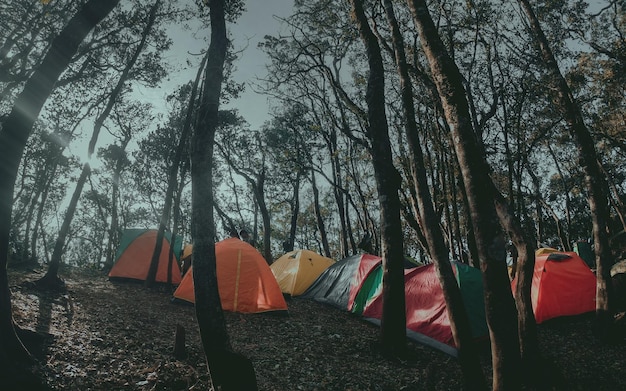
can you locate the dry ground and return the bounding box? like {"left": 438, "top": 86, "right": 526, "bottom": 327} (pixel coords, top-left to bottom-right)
{"left": 7, "top": 266, "right": 626, "bottom": 391}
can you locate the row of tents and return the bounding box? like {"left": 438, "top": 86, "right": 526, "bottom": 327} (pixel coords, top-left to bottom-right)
{"left": 108, "top": 229, "right": 599, "bottom": 355}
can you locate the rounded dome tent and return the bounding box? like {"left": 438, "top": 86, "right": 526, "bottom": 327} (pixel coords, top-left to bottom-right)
{"left": 108, "top": 229, "right": 182, "bottom": 284}
{"left": 511, "top": 251, "right": 596, "bottom": 323}
{"left": 270, "top": 249, "right": 335, "bottom": 296}
{"left": 300, "top": 253, "right": 382, "bottom": 312}
{"left": 173, "top": 238, "right": 287, "bottom": 313}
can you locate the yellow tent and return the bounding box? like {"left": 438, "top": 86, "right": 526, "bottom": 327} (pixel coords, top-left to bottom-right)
{"left": 270, "top": 249, "right": 335, "bottom": 296}
{"left": 536, "top": 247, "right": 559, "bottom": 255}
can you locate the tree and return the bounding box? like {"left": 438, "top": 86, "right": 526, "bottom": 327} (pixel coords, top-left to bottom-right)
{"left": 216, "top": 119, "right": 275, "bottom": 263}
{"left": 0, "top": 0, "right": 121, "bottom": 385}
{"left": 348, "top": 0, "right": 407, "bottom": 358}
{"left": 381, "top": 0, "right": 487, "bottom": 388}
{"left": 36, "top": 0, "right": 163, "bottom": 290}
{"left": 191, "top": 0, "right": 257, "bottom": 389}
{"left": 405, "top": 1, "right": 521, "bottom": 389}
{"left": 517, "top": 0, "right": 616, "bottom": 336}
{"left": 146, "top": 50, "right": 208, "bottom": 288}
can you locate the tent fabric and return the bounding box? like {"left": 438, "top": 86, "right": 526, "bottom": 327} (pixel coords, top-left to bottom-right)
{"left": 574, "top": 241, "right": 595, "bottom": 268}
{"left": 172, "top": 238, "right": 287, "bottom": 313}
{"left": 362, "top": 261, "right": 487, "bottom": 355}
{"left": 108, "top": 229, "right": 182, "bottom": 284}
{"left": 300, "top": 253, "right": 382, "bottom": 311}
{"left": 511, "top": 251, "right": 596, "bottom": 324}
{"left": 270, "top": 249, "right": 335, "bottom": 296}
{"left": 536, "top": 247, "right": 559, "bottom": 255}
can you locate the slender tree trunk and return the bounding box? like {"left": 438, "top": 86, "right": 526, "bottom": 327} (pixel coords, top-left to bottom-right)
{"left": 0, "top": 0, "right": 120, "bottom": 383}
{"left": 311, "top": 172, "right": 331, "bottom": 257}
{"left": 104, "top": 141, "right": 130, "bottom": 271}
{"left": 255, "top": 175, "right": 272, "bottom": 264}
{"left": 191, "top": 1, "right": 257, "bottom": 389}
{"left": 406, "top": 1, "right": 521, "bottom": 389}
{"left": 349, "top": 0, "right": 407, "bottom": 357}
{"left": 286, "top": 171, "right": 301, "bottom": 252}
{"left": 518, "top": 0, "right": 615, "bottom": 331}
{"left": 146, "top": 47, "right": 207, "bottom": 288}
{"left": 38, "top": 163, "right": 91, "bottom": 288}
{"left": 382, "top": 1, "right": 486, "bottom": 387}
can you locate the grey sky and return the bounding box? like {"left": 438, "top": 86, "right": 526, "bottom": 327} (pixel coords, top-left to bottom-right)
{"left": 144, "top": 1, "right": 294, "bottom": 130}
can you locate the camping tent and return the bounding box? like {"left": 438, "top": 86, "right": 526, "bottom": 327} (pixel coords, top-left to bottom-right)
{"left": 172, "top": 238, "right": 288, "bottom": 313}
{"left": 108, "top": 229, "right": 182, "bottom": 284}
{"left": 362, "top": 261, "right": 487, "bottom": 356}
{"left": 300, "top": 253, "right": 382, "bottom": 313}
{"left": 270, "top": 249, "right": 335, "bottom": 296}
{"left": 511, "top": 251, "right": 596, "bottom": 324}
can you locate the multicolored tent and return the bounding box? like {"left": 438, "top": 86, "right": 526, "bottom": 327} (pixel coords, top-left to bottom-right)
{"left": 270, "top": 249, "right": 335, "bottom": 296}
{"left": 300, "top": 253, "right": 382, "bottom": 313}
{"left": 172, "top": 238, "right": 287, "bottom": 314}
{"left": 108, "top": 229, "right": 182, "bottom": 284}
{"left": 362, "top": 261, "right": 487, "bottom": 356}
{"left": 512, "top": 251, "right": 596, "bottom": 323}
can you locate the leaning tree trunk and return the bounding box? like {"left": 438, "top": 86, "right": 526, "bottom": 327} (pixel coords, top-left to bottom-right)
{"left": 518, "top": 0, "right": 615, "bottom": 332}
{"left": 38, "top": 163, "right": 91, "bottom": 289}
{"left": 406, "top": 1, "right": 521, "bottom": 389}
{"left": 146, "top": 47, "right": 207, "bottom": 288}
{"left": 382, "top": 0, "right": 486, "bottom": 388}
{"left": 349, "top": 0, "right": 407, "bottom": 358}
{"left": 40, "top": 0, "right": 160, "bottom": 289}
{"left": 0, "top": 0, "right": 121, "bottom": 383}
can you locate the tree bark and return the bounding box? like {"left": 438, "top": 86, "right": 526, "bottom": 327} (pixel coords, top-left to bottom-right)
{"left": 191, "top": 1, "right": 257, "bottom": 389}
{"left": 383, "top": 0, "right": 486, "bottom": 388}
{"left": 146, "top": 47, "right": 207, "bottom": 288}
{"left": 518, "top": 0, "right": 615, "bottom": 332}
{"left": 311, "top": 172, "right": 331, "bottom": 257}
{"left": 349, "top": 0, "right": 407, "bottom": 357}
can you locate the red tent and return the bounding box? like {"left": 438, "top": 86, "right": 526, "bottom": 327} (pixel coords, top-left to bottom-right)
{"left": 362, "top": 262, "right": 487, "bottom": 355}
{"left": 512, "top": 251, "right": 596, "bottom": 323}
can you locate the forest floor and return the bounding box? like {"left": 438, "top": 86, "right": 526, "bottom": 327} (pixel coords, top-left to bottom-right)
{"left": 6, "top": 265, "right": 626, "bottom": 391}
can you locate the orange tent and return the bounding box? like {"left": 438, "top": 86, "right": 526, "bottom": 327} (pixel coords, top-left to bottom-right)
{"left": 512, "top": 251, "right": 596, "bottom": 323}
{"left": 173, "top": 238, "right": 287, "bottom": 313}
{"left": 108, "top": 229, "right": 182, "bottom": 284}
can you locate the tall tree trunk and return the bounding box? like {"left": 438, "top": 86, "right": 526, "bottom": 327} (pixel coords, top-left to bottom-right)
{"left": 146, "top": 47, "right": 207, "bottom": 288}
{"left": 311, "top": 172, "right": 331, "bottom": 257}
{"left": 255, "top": 173, "right": 272, "bottom": 264}
{"left": 0, "top": 0, "right": 120, "bottom": 383}
{"left": 286, "top": 171, "right": 301, "bottom": 252}
{"left": 104, "top": 139, "right": 131, "bottom": 271}
{"left": 517, "top": 0, "right": 615, "bottom": 331}
{"left": 382, "top": 1, "right": 486, "bottom": 387}
{"left": 191, "top": 1, "right": 257, "bottom": 389}
{"left": 406, "top": 1, "right": 521, "bottom": 389}
{"left": 349, "top": 0, "right": 407, "bottom": 357}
